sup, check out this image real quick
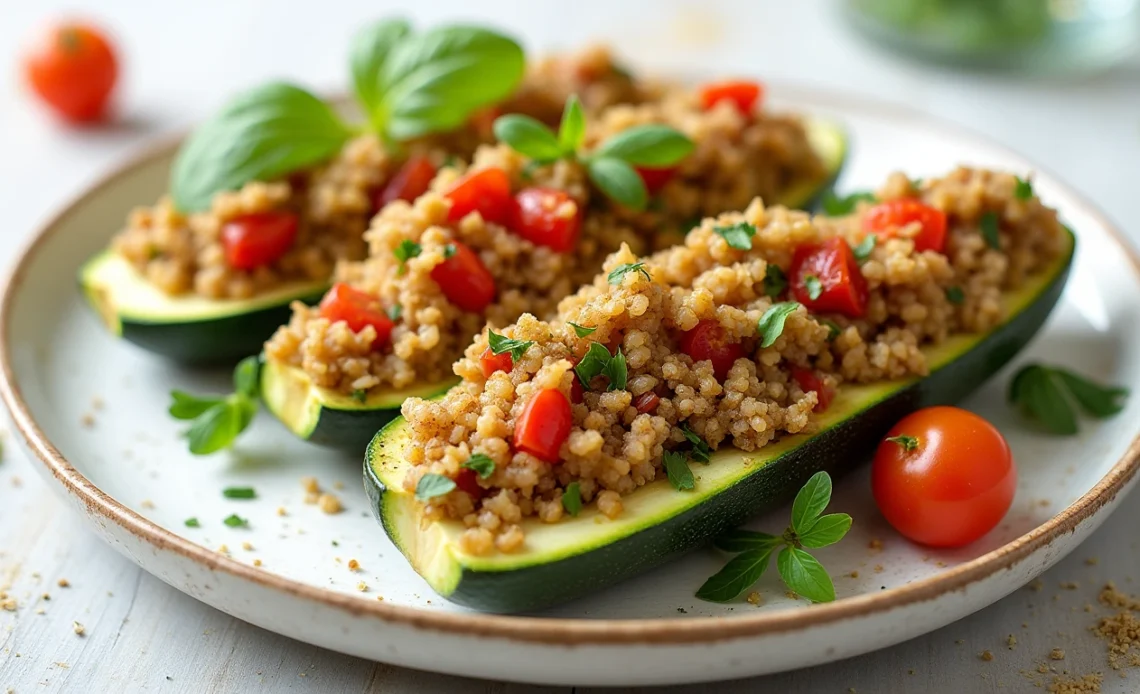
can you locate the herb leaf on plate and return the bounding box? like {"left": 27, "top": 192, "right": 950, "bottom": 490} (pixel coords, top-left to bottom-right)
{"left": 777, "top": 546, "right": 836, "bottom": 603}
{"left": 695, "top": 547, "right": 774, "bottom": 602}
{"left": 1009, "top": 363, "right": 1128, "bottom": 434}
{"left": 169, "top": 356, "right": 262, "bottom": 455}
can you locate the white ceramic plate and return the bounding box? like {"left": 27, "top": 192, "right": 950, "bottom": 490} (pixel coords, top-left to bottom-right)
{"left": 3, "top": 88, "right": 1139, "bottom": 686}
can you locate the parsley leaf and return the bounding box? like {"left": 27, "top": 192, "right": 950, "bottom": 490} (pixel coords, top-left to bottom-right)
{"left": 394, "top": 239, "right": 422, "bottom": 273}
{"left": 223, "top": 514, "right": 248, "bottom": 528}
{"left": 487, "top": 329, "right": 534, "bottom": 362}
{"left": 386, "top": 303, "right": 403, "bottom": 321}
{"left": 819, "top": 318, "right": 841, "bottom": 341}
{"left": 607, "top": 262, "right": 651, "bottom": 285}
{"left": 679, "top": 423, "right": 712, "bottom": 463}
{"left": 415, "top": 473, "right": 456, "bottom": 501}
{"left": 945, "top": 286, "right": 965, "bottom": 305}
{"left": 602, "top": 347, "right": 627, "bottom": 391}
{"left": 713, "top": 222, "right": 756, "bottom": 251}
{"left": 663, "top": 450, "right": 695, "bottom": 491}
{"left": 1014, "top": 176, "right": 1034, "bottom": 200}
{"left": 763, "top": 265, "right": 787, "bottom": 298}
{"left": 1009, "top": 363, "right": 1128, "bottom": 434}
{"left": 852, "top": 235, "right": 876, "bottom": 262}
{"left": 562, "top": 481, "right": 582, "bottom": 516}
{"left": 979, "top": 212, "right": 1001, "bottom": 250}
{"left": 222, "top": 486, "right": 256, "bottom": 499}
{"left": 822, "top": 191, "right": 876, "bottom": 217}
{"left": 574, "top": 342, "right": 612, "bottom": 389}
{"left": 461, "top": 453, "right": 495, "bottom": 479}
{"left": 352, "top": 388, "right": 368, "bottom": 403}
{"left": 442, "top": 244, "right": 457, "bottom": 259}
{"left": 757, "top": 301, "right": 802, "bottom": 349}
{"left": 184, "top": 517, "right": 200, "bottom": 528}
{"left": 569, "top": 322, "right": 597, "bottom": 338}
{"left": 804, "top": 275, "right": 823, "bottom": 301}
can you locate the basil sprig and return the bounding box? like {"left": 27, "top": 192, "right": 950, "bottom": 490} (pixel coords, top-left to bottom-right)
{"left": 714, "top": 222, "right": 757, "bottom": 251}
{"left": 757, "top": 301, "right": 802, "bottom": 348}
{"left": 1009, "top": 363, "right": 1128, "bottom": 435}
{"left": 574, "top": 342, "right": 627, "bottom": 392}
{"left": 495, "top": 96, "right": 694, "bottom": 210}
{"left": 822, "top": 190, "right": 876, "bottom": 217}
{"left": 169, "top": 356, "right": 261, "bottom": 455}
{"left": 697, "top": 471, "right": 851, "bottom": 603}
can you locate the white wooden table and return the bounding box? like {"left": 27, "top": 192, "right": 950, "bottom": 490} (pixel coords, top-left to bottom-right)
{"left": 2, "top": 1, "right": 1139, "bottom": 691}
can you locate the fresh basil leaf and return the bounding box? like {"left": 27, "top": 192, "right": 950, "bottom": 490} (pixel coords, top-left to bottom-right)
{"left": 350, "top": 18, "right": 412, "bottom": 127}
{"left": 885, "top": 435, "right": 919, "bottom": 451}
{"left": 852, "top": 235, "right": 876, "bottom": 262}
{"left": 557, "top": 94, "right": 586, "bottom": 155}
{"left": 569, "top": 322, "right": 596, "bottom": 338}
{"left": 945, "top": 286, "right": 965, "bottom": 305}
{"left": 378, "top": 25, "right": 525, "bottom": 140}
{"left": 804, "top": 275, "right": 823, "bottom": 301}
{"left": 679, "top": 423, "right": 711, "bottom": 464}
{"left": 588, "top": 157, "right": 648, "bottom": 210}
{"left": 790, "top": 471, "right": 832, "bottom": 534}
{"left": 169, "top": 391, "right": 223, "bottom": 420}
{"left": 763, "top": 265, "right": 787, "bottom": 298}
{"left": 594, "top": 124, "right": 694, "bottom": 167}
{"left": 1014, "top": 176, "right": 1034, "bottom": 200}
{"left": 492, "top": 114, "right": 563, "bottom": 162}
{"left": 798, "top": 513, "right": 852, "bottom": 549}
{"left": 415, "top": 473, "right": 457, "bottom": 501}
{"left": 822, "top": 191, "right": 876, "bottom": 217}
{"left": 663, "top": 450, "right": 695, "bottom": 491}
{"left": 233, "top": 355, "right": 261, "bottom": 399}
{"left": 603, "top": 347, "right": 627, "bottom": 391}
{"left": 714, "top": 222, "right": 756, "bottom": 251}
{"left": 819, "top": 318, "right": 841, "bottom": 341}
{"left": 487, "top": 329, "right": 534, "bottom": 362}
{"left": 1008, "top": 364, "right": 1078, "bottom": 435}
{"left": 695, "top": 547, "right": 773, "bottom": 602}
{"left": 222, "top": 486, "right": 256, "bottom": 499}
{"left": 574, "top": 342, "right": 612, "bottom": 389}
{"left": 562, "top": 481, "right": 582, "bottom": 517}
{"left": 980, "top": 211, "right": 1001, "bottom": 250}
{"left": 223, "top": 513, "right": 249, "bottom": 528}
{"left": 184, "top": 517, "right": 200, "bottom": 528}
{"left": 758, "top": 301, "right": 801, "bottom": 349}
{"left": 352, "top": 389, "right": 369, "bottom": 404}
{"left": 386, "top": 303, "right": 403, "bottom": 321}
{"left": 186, "top": 402, "right": 244, "bottom": 455}
{"left": 462, "top": 453, "right": 496, "bottom": 479}
{"left": 714, "top": 529, "right": 781, "bottom": 553}
{"left": 394, "top": 239, "right": 422, "bottom": 274}
{"left": 607, "top": 262, "right": 651, "bottom": 285}
{"left": 171, "top": 83, "right": 353, "bottom": 213}
{"left": 1055, "top": 368, "right": 1128, "bottom": 418}
{"left": 777, "top": 546, "right": 836, "bottom": 603}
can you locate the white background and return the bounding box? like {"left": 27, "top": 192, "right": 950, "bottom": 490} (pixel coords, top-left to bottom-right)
{"left": 1, "top": 1, "right": 1139, "bottom": 692}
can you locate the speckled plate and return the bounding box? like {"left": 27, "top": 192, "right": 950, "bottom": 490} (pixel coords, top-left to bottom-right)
{"left": 2, "top": 87, "right": 1139, "bottom": 686}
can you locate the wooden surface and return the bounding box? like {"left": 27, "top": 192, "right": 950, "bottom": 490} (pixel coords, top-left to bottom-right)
{"left": 2, "top": 1, "right": 1140, "bottom": 692}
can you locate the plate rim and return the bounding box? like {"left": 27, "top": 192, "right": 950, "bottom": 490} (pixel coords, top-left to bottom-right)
{"left": 3, "top": 84, "right": 1139, "bottom": 647}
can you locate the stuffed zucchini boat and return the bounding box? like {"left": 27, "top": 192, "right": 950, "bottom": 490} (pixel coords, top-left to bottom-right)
{"left": 363, "top": 167, "right": 1074, "bottom": 612}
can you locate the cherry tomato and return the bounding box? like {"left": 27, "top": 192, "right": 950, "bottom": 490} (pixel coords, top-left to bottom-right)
{"left": 872, "top": 406, "right": 1016, "bottom": 548}
{"left": 480, "top": 347, "right": 513, "bottom": 378}
{"left": 790, "top": 236, "right": 868, "bottom": 318}
{"left": 429, "top": 241, "right": 496, "bottom": 313}
{"left": 454, "top": 468, "right": 485, "bottom": 500}
{"left": 791, "top": 367, "right": 834, "bottom": 412}
{"left": 678, "top": 319, "right": 745, "bottom": 381}
{"left": 509, "top": 187, "right": 581, "bottom": 252}
{"left": 23, "top": 21, "right": 118, "bottom": 123}
{"left": 864, "top": 199, "right": 948, "bottom": 254}
{"left": 376, "top": 155, "right": 436, "bottom": 208}
{"left": 221, "top": 211, "right": 299, "bottom": 270}
{"left": 698, "top": 80, "right": 763, "bottom": 114}
{"left": 635, "top": 166, "right": 678, "bottom": 196}
{"left": 444, "top": 168, "right": 512, "bottom": 225}
{"left": 633, "top": 392, "right": 660, "bottom": 414}
{"left": 318, "top": 283, "right": 394, "bottom": 349}
{"left": 513, "top": 389, "right": 572, "bottom": 463}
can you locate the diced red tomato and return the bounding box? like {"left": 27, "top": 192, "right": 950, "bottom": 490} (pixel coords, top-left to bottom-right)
{"left": 454, "top": 468, "right": 485, "bottom": 500}
{"left": 513, "top": 389, "right": 572, "bottom": 463}
{"left": 444, "top": 168, "right": 512, "bottom": 225}
{"left": 480, "top": 347, "right": 513, "bottom": 378}
{"left": 791, "top": 367, "right": 834, "bottom": 412}
{"left": 221, "top": 211, "right": 299, "bottom": 270}
{"left": 698, "top": 80, "right": 763, "bottom": 114}
{"left": 376, "top": 155, "right": 436, "bottom": 209}
{"left": 863, "top": 199, "right": 948, "bottom": 253}
{"left": 509, "top": 187, "right": 582, "bottom": 252}
{"left": 678, "top": 319, "right": 745, "bottom": 381}
{"left": 790, "top": 237, "right": 868, "bottom": 318}
{"left": 635, "top": 166, "right": 678, "bottom": 196}
{"left": 318, "top": 283, "right": 394, "bottom": 349}
{"left": 429, "top": 241, "right": 496, "bottom": 313}
{"left": 633, "top": 392, "right": 660, "bottom": 414}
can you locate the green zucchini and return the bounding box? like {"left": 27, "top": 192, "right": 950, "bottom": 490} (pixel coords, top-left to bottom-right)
{"left": 363, "top": 228, "right": 1075, "bottom": 613}
{"left": 259, "top": 358, "right": 459, "bottom": 450}
{"left": 80, "top": 251, "right": 328, "bottom": 363}
{"left": 781, "top": 117, "right": 847, "bottom": 210}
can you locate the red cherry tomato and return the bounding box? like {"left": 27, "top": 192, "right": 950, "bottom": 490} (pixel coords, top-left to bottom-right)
{"left": 513, "top": 389, "right": 572, "bottom": 463}
{"left": 790, "top": 236, "right": 868, "bottom": 318}
{"left": 698, "top": 80, "right": 763, "bottom": 114}
{"left": 635, "top": 166, "right": 678, "bottom": 196}
{"left": 480, "top": 347, "right": 513, "bottom": 378}
{"left": 376, "top": 155, "right": 436, "bottom": 209}
{"left": 429, "top": 241, "right": 496, "bottom": 313}
{"left": 864, "top": 199, "right": 948, "bottom": 253}
{"left": 790, "top": 367, "right": 834, "bottom": 412}
{"left": 872, "top": 406, "right": 1016, "bottom": 548}
{"left": 444, "top": 168, "right": 512, "bottom": 225}
{"left": 318, "top": 283, "right": 394, "bottom": 349}
{"left": 454, "top": 468, "right": 485, "bottom": 500}
{"left": 221, "top": 211, "right": 299, "bottom": 270}
{"left": 678, "top": 319, "right": 745, "bottom": 381}
{"left": 633, "top": 392, "right": 660, "bottom": 414}
{"left": 509, "top": 187, "right": 581, "bottom": 252}
{"left": 23, "top": 22, "right": 118, "bottom": 123}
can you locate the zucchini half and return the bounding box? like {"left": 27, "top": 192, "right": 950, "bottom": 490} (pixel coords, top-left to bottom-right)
{"left": 364, "top": 229, "right": 1075, "bottom": 613}
{"left": 781, "top": 117, "right": 847, "bottom": 210}
{"left": 259, "top": 358, "right": 459, "bottom": 451}
{"left": 80, "top": 251, "right": 328, "bottom": 363}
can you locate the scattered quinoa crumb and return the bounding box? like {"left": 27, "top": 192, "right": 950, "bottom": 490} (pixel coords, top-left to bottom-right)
{"left": 849, "top": 571, "right": 860, "bottom": 578}
{"left": 874, "top": 565, "right": 884, "bottom": 573}
{"left": 81, "top": 414, "right": 95, "bottom": 428}
{"left": 318, "top": 493, "right": 342, "bottom": 514}
{"left": 376, "top": 596, "right": 384, "bottom": 602}
{"left": 92, "top": 396, "right": 104, "bottom": 410}
{"left": 1, "top": 598, "right": 16, "bottom": 611}
{"left": 1028, "top": 579, "right": 1045, "bottom": 592}
{"left": 868, "top": 539, "right": 883, "bottom": 552}
{"left": 1008, "top": 634, "right": 1018, "bottom": 649}
{"left": 253, "top": 559, "right": 262, "bottom": 567}
{"left": 333, "top": 481, "right": 345, "bottom": 490}
{"left": 746, "top": 592, "right": 762, "bottom": 606}
{"left": 301, "top": 476, "right": 320, "bottom": 494}
{"left": 72, "top": 621, "right": 85, "bottom": 636}
{"left": 304, "top": 492, "right": 320, "bottom": 505}
{"left": 980, "top": 650, "right": 994, "bottom": 662}
{"left": 277, "top": 507, "right": 287, "bottom": 516}
{"left": 1060, "top": 581, "right": 1079, "bottom": 590}
{"left": 348, "top": 559, "right": 360, "bottom": 571}
{"left": 1051, "top": 648, "right": 1066, "bottom": 660}
{"left": 241, "top": 542, "right": 253, "bottom": 551}
{"left": 1086, "top": 557, "right": 1099, "bottom": 566}
{"left": 356, "top": 581, "right": 367, "bottom": 592}
{"left": 1047, "top": 673, "right": 1102, "bottom": 693}
{"left": 57, "top": 579, "right": 69, "bottom": 588}
{"left": 218, "top": 544, "right": 230, "bottom": 554}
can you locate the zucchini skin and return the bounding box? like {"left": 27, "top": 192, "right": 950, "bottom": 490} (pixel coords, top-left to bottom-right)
{"left": 304, "top": 406, "right": 406, "bottom": 451}
{"left": 365, "top": 243, "right": 1072, "bottom": 613}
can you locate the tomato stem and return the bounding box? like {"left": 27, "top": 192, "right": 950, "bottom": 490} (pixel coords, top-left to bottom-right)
{"left": 885, "top": 434, "right": 919, "bottom": 451}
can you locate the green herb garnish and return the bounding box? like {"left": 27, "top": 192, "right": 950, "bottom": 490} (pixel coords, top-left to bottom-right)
{"left": 757, "top": 301, "right": 802, "bottom": 349}
{"left": 222, "top": 487, "right": 256, "bottom": 499}
{"left": 184, "top": 518, "right": 200, "bottom": 528}
{"left": 352, "top": 389, "right": 369, "bottom": 403}
{"left": 487, "top": 329, "right": 534, "bottom": 362}
{"left": 607, "top": 262, "right": 651, "bottom": 285}
{"left": 394, "top": 239, "right": 422, "bottom": 273}
{"left": 803, "top": 275, "right": 823, "bottom": 301}
{"left": 574, "top": 342, "right": 626, "bottom": 392}
{"left": 223, "top": 514, "right": 249, "bottom": 528}
{"left": 980, "top": 212, "right": 1001, "bottom": 250}
{"left": 562, "top": 481, "right": 582, "bottom": 516}
{"left": 679, "top": 422, "right": 711, "bottom": 464}
{"left": 569, "top": 322, "right": 597, "bottom": 338}
{"left": 386, "top": 303, "right": 403, "bottom": 321}
{"left": 822, "top": 191, "right": 877, "bottom": 217}
{"left": 945, "top": 286, "right": 965, "bottom": 305}
{"left": 602, "top": 348, "right": 628, "bottom": 391}
{"left": 168, "top": 356, "right": 261, "bottom": 455}
{"left": 1014, "top": 176, "right": 1034, "bottom": 200}
{"left": 852, "top": 235, "right": 876, "bottom": 262}
{"left": 885, "top": 435, "right": 919, "bottom": 451}
{"left": 442, "top": 244, "right": 457, "bottom": 259}
{"left": 663, "top": 450, "right": 695, "bottom": 491}
{"left": 713, "top": 222, "right": 757, "bottom": 251}
{"left": 415, "top": 473, "right": 457, "bottom": 501}
{"left": 697, "top": 471, "right": 851, "bottom": 603}
{"left": 461, "top": 453, "right": 495, "bottom": 479}
{"left": 763, "top": 265, "right": 787, "bottom": 298}
{"left": 1009, "top": 363, "right": 1128, "bottom": 435}
{"left": 819, "top": 318, "right": 841, "bottom": 341}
